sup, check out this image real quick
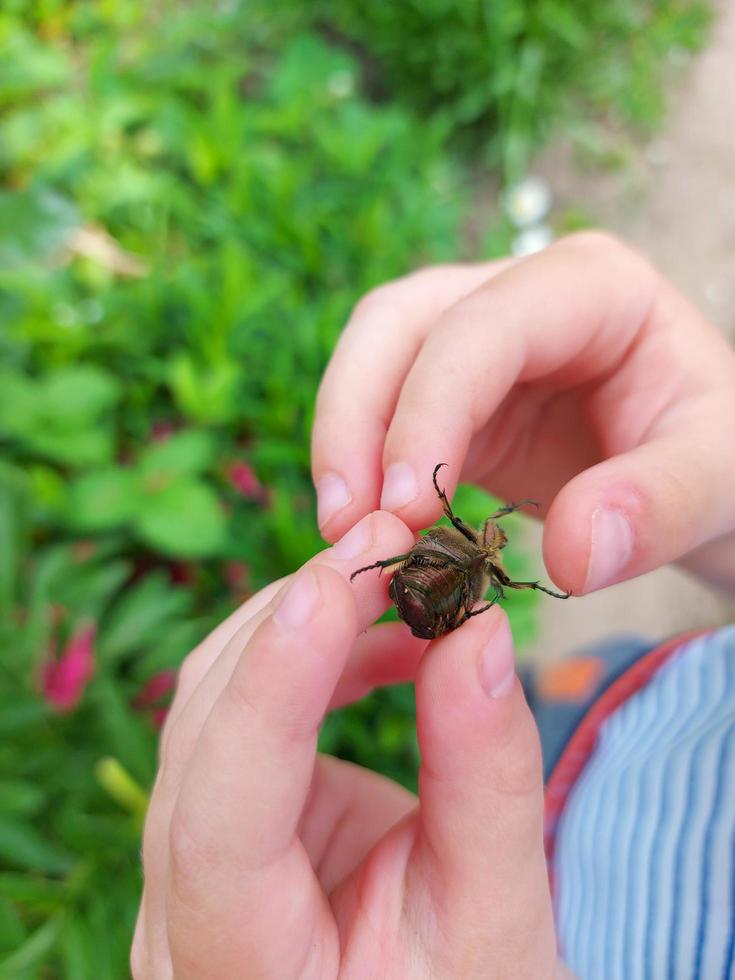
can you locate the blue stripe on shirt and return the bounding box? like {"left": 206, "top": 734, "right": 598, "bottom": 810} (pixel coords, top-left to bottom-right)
{"left": 554, "top": 626, "right": 735, "bottom": 979}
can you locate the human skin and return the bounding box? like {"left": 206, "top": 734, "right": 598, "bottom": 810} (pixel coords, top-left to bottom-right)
{"left": 131, "top": 513, "right": 569, "bottom": 978}
{"left": 134, "top": 232, "right": 735, "bottom": 977}
{"left": 311, "top": 232, "right": 735, "bottom": 598}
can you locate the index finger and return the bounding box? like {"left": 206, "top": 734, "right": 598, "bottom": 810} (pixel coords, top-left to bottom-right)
{"left": 311, "top": 259, "right": 515, "bottom": 540}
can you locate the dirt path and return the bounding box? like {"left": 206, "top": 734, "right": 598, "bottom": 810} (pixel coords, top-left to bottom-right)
{"left": 527, "top": 0, "right": 735, "bottom": 660}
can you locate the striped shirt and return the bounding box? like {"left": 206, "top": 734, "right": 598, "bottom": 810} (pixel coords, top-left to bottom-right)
{"left": 553, "top": 626, "right": 735, "bottom": 979}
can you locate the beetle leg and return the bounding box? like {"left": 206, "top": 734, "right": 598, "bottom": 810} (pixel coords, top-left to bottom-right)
{"left": 459, "top": 592, "right": 501, "bottom": 626}
{"left": 487, "top": 499, "right": 540, "bottom": 520}
{"left": 349, "top": 553, "right": 412, "bottom": 582}
{"left": 454, "top": 582, "right": 504, "bottom": 628}
{"left": 432, "top": 463, "right": 477, "bottom": 543}
{"left": 505, "top": 579, "right": 571, "bottom": 600}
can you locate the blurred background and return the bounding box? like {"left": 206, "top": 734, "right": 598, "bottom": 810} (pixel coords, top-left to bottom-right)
{"left": 1, "top": 0, "right": 733, "bottom": 974}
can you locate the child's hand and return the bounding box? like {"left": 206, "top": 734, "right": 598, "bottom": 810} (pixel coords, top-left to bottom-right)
{"left": 131, "top": 514, "right": 568, "bottom": 979}
{"left": 312, "top": 233, "right": 735, "bottom": 595}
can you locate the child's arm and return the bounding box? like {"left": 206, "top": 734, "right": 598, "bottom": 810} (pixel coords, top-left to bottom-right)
{"left": 312, "top": 232, "right": 735, "bottom": 596}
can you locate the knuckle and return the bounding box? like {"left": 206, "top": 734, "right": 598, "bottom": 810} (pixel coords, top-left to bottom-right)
{"left": 555, "top": 230, "right": 659, "bottom": 293}
{"left": 556, "top": 229, "right": 653, "bottom": 275}
{"left": 556, "top": 228, "right": 627, "bottom": 257}
{"left": 350, "top": 283, "right": 397, "bottom": 322}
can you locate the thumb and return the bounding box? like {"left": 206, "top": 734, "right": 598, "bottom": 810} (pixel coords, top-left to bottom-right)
{"left": 411, "top": 607, "right": 557, "bottom": 978}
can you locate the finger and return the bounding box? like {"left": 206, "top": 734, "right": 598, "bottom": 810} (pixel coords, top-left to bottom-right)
{"left": 143, "top": 511, "right": 415, "bottom": 972}
{"left": 297, "top": 755, "right": 416, "bottom": 894}
{"left": 545, "top": 422, "right": 735, "bottom": 595}
{"left": 328, "top": 620, "right": 428, "bottom": 709}
{"left": 163, "top": 510, "right": 415, "bottom": 754}
{"left": 130, "top": 906, "right": 153, "bottom": 980}
{"left": 411, "top": 607, "right": 556, "bottom": 976}
{"left": 165, "top": 566, "right": 356, "bottom": 978}
{"left": 312, "top": 260, "right": 516, "bottom": 540}
{"left": 379, "top": 232, "right": 659, "bottom": 533}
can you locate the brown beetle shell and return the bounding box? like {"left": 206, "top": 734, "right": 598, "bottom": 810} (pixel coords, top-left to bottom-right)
{"left": 350, "top": 464, "right": 570, "bottom": 637}
{"left": 388, "top": 527, "right": 490, "bottom": 639}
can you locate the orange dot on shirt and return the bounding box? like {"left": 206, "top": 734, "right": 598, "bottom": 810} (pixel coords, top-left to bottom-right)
{"left": 537, "top": 656, "right": 603, "bottom": 702}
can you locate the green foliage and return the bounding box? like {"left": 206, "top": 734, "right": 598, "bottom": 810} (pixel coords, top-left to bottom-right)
{"left": 0, "top": 365, "right": 120, "bottom": 467}
{"left": 305, "top": 0, "right": 711, "bottom": 178}
{"left": 0, "top": 0, "right": 709, "bottom": 972}
{"left": 67, "top": 431, "right": 227, "bottom": 558}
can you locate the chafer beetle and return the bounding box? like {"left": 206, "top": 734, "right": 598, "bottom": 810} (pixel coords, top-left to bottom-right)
{"left": 350, "top": 463, "right": 570, "bottom": 639}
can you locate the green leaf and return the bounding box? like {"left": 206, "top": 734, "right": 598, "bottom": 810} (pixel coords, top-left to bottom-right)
{"left": 0, "top": 780, "right": 45, "bottom": 817}
{"left": 0, "top": 702, "right": 47, "bottom": 738}
{"left": 167, "top": 354, "right": 240, "bottom": 424}
{"left": 136, "top": 478, "right": 227, "bottom": 557}
{"left": 53, "top": 558, "right": 132, "bottom": 618}
{"left": 0, "top": 875, "right": 65, "bottom": 909}
{"left": 133, "top": 617, "right": 209, "bottom": 677}
{"left": 0, "top": 28, "right": 70, "bottom": 101}
{"left": 60, "top": 917, "right": 97, "bottom": 980}
{"left": 0, "top": 367, "right": 120, "bottom": 465}
{"left": 67, "top": 468, "right": 140, "bottom": 531}
{"left": 0, "top": 369, "right": 36, "bottom": 439}
{"left": 0, "top": 485, "right": 25, "bottom": 617}
{"left": 27, "top": 464, "right": 68, "bottom": 517}
{"left": 89, "top": 678, "right": 156, "bottom": 784}
{"left": 0, "top": 187, "right": 78, "bottom": 268}
{"left": 0, "top": 914, "right": 62, "bottom": 978}
{"left": 138, "top": 429, "right": 217, "bottom": 480}
{"left": 24, "top": 427, "right": 115, "bottom": 467}
{"left": 0, "top": 896, "right": 25, "bottom": 956}
{"left": 98, "top": 571, "right": 191, "bottom": 662}
{"left": 0, "top": 817, "right": 74, "bottom": 875}
{"left": 38, "top": 367, "right": 121, "bottom": 426}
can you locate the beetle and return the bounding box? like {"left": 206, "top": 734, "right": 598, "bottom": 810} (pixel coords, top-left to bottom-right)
{"left": 350, "top": 463, "right": 570, "bottom": 639}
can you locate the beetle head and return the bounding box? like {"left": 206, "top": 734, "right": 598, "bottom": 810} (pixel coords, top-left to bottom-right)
{"left": 482, "top": 521, "right": 508, "bottom": 551}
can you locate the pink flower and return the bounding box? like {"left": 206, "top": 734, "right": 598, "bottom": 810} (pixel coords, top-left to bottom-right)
{"left": 41, "top": 624, "right": 96, "bottom": 713}
{"left": 168, "top": 561, "right": 197, "bottom": 586}
{"left": 224, "top": 560, "right": 250, "bottom": 595}
{"left": 227, "top": 461, "right": 265, "bottom": 501}
{"left": 134, "top": 670, "right": 177, "bottom": 708}
{"left": 134, "top": 670, "right": 177, "bottom": 731}
{"left": 150, "top": 419, "right": 176, "bottom": 443}
{"left": 151, "top": 707, "right": 169, "bottom": 730}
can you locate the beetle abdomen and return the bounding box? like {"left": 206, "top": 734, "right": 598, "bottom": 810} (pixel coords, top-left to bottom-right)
{"left": 389, "top": 563, "right": 469, "bottom": 639}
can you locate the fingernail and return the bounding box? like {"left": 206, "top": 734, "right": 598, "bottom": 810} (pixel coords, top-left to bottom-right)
{"left": 380, "top": 462, "right": 418, "bottom": 511}
{"left": 274, "top": 570, "right": 320, "bottom": 630}
{"left": 332, "top": 515, "right": 373, "bottom": 559}
{"left": 317, "top": 472, "right": 352, "bottom": 529}
{"left": 478, "top": 618, "right": 516, "bottom": 699}
{"left": 584, "top": 507, "right": 634, "bottom": 593}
